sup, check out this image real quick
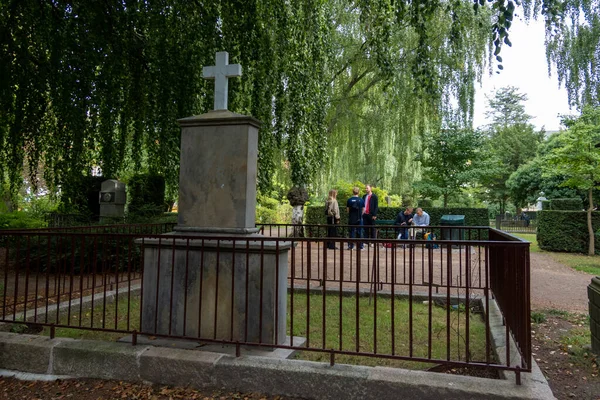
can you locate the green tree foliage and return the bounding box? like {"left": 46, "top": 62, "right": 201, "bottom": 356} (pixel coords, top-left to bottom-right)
{"left": 538, "top": 0, "right": 600, "bottom": 107}
{"left": 507, "top": 157, "right": 580, "bottom": 206}
{"left": 476, "top": 87, "right": 544, "bottom": 213}
{"left": 320, "top": 1, "right": 492, "bottom": 196}
{"left": 544, "top": 106, "right": 600, "bottom": 255}
{"left": 507, "top": 132, "right": 586, "bottom": 207}
{"left": 0, "top": 0, "right": 594, "bottom": 208}
{"left": 415, "top": 124, "right": 482, "bottom": 207}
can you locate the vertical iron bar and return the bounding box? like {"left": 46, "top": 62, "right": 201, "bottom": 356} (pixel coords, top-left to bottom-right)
{"left": 290, "top": 238, "right": 295, "bottom": 347}
{"left": 198, "top": 238, "right": 205, "bottom": 338}
{"left": 154, "top": 237, "right": 162, "bottom": 334}
{"left": 13, "top": 235, "right": 21, "bottom": 322}
{"left": 306, "top": 240, "right": 311, "bottom": 347}
{"left": 231, "top": 239, "right": 236, "bottom": 342}
{"left": 23, "top": 236, "right": 31, "bottom": 322}
{"left": 126, "top": 237, "right": 132, "bottom": 332}
{"left": 183, "top": 238, "right": 190, "bottom": 337}
{"left": 214, "top": 240, "right": 221, "bottom": 340}
{"left": 66, "top": 236, "right": 75, "bottom": 326}
{"left": 169, "top": 238, "right": 176, "bottom": 336}
{"left": 322, "top": 245, "right": 326, "bottom": 349}
{"left": 3, "top": 236, "right": 10, "bottom": 320}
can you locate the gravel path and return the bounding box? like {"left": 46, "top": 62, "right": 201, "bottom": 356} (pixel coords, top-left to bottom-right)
{"left": 530, "top": 252, "right": 593, "bottom": 313}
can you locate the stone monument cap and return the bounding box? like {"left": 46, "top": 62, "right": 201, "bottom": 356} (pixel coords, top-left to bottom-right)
{"left": 178, "top": 110, "right": 261, "bottom": 129}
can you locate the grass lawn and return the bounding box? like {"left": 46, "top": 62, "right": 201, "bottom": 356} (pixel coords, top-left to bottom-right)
{"left": 550, "top": 253, "right": 600, "bottom": 275}
{"left": 36, "top": 291, "right": 489, "bottom": 370}
{"left": 512, "top": 233, "right": 540, "bottom": 252}
{"left": 513, "top": 233, "right": 600, "bottom": 275}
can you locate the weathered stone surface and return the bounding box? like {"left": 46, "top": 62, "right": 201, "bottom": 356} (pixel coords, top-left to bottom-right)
{"left": 99, "top": 179, "right": 126, "bottom": 220}
{"left": 176, "top": 111, "right": 260, "bottom": 232}
{"left": 52, "top": 340, "right": 148, "bottom": 381}
{"left": 213, "top": 355, "right": 553, "bottom": 400}
{"left": 0, "top": 332, "right": 555, "bottom": 400}
{"left": 589, "top": 277, "right": 600, "bottom": 354}
{"left": 140, "top": 237, "right": 289, "bottom": 345}
{"left": 214, "top": 355, "right": 370, "bottom": 399}
{"left": 139, "top": 347, "right": 223, "bottom": 388}
{"left": 0, "top": 332, "right": 66, "bottom": 374}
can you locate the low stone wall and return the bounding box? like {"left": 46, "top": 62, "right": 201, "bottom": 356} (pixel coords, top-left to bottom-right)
{"left": 589, "top": 277, "right": 600, "bottom": 354}
{"left": 0, "top": 283, "right": 554, "bottom": 399}
{"left": 0, "top": 329, "right": 554, "bottom": 400}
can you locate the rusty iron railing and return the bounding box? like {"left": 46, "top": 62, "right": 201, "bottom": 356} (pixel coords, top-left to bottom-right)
{"left": 0, "top": 225, "right": 530, "bottom": 381}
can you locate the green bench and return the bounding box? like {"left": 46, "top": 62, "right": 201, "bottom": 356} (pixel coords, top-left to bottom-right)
{"left": 374, "top": 219, "right": 396, "bottom": 239}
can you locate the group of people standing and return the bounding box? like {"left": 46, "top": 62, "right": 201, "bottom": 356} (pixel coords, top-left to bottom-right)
{"left": 324, "top": 185, "right": 430, "bottom": 250}
{"left": 325, "top": 184, "right": 379, "bottom": 250}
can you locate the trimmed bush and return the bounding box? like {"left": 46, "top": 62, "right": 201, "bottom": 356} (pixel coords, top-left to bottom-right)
{"left": 417, "top": 199, "right": 433, "bottom": 208}
{"left": 550, "top": 198, "right": 583, "bottom": 211}
{"left": 0, "top": 212, "right": 46, "bottom": 229}
{"left": 59, "top": 175, "right": 105, "bottom": 220}
{"left": 537, "top": 210, "right": 600, "bottom": 254}
{"left": 541, "top": 200, "right": 551, "bottom": 210}
{"left": 128, "top": 174, "right": 166, "bottom": 216}
{"left": 305, "top": 206, "right": 488, "bottom": 232}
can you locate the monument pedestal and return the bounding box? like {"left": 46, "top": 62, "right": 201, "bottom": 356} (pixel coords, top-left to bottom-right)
{"left": 140, "top": 235, "right": 290, "bottom": 344}
{"left": 139, "top": 100, "right": 291, "bottom": 347}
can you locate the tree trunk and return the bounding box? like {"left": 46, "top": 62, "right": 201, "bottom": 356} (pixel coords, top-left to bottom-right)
{"left": 588, "top": 187, "right": 595, "bottom": 256}
{"left": 291, "top": 205, "right": 304, "bottom": 237}
{"left": 443, "top": 193, "right": 448, "bottom": 208}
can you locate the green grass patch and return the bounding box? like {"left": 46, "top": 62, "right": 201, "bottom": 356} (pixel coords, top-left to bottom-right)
{"left": 41, "top": 295, "right": 140, "bottom": 341}
{"left": 288, "top": 292, "right": 489, "bottom": 369}
{"left": 531, "top": 311, "right": 547, "bottom": 323}
{"left": 513, "top": 233, "right": 600, "bottom": 274}
{"left": 39, "top": 292, "right": 489, "bottom": 370}
{"left": 550, "top": 253, "right": 600, "bottom": 275}
{"left": 512, "top": 234, "right": 540, "bottom": 252}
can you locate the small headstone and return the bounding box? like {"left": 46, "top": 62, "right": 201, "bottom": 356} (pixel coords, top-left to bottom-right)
{"left": 99, "top": 179, "right": 126, "bottom": 221}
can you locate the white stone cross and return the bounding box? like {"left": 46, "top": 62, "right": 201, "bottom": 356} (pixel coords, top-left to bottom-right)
{"left": 202, "top": 51, "right": 242, "bottom": 111}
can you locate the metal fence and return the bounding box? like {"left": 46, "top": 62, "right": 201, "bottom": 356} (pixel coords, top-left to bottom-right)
{"left": 0, "top": 224, "right": 530, "bottom": 382}
{"left": 495, "top": 215, "right": 537, "bottom": 234}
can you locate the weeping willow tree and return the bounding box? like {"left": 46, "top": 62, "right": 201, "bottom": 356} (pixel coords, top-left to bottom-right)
{"left": 0, "top": 0, "right": 596, "bottom": 208}
{"left": 528, "top": 0, "right": 600, "bottom": 108}
{"left": 0, "top": 0, "right": 333, "bottom": 206}
{"left": 317, "top": 0, "right": 493, "bottom": 198}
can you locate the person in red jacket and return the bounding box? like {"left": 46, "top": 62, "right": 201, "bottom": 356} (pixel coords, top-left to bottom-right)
{"left": 362, "top": 184, "right": 379, "bottom": 245}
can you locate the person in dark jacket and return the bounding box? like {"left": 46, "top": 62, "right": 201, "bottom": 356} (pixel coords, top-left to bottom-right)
{"left": 362, "top": 184, "right": 379, "bottom": 245}
{"left": 394, "top": 206, "right": 414, "bottom": 240}
{"left": 346, "top": 187, "right": 365, "bottom": 250}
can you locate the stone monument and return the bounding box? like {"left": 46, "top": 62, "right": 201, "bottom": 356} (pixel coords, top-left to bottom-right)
{"left": 536, "top": 192, "right": 547, "bottom": 211}
{"left": 99, "top": 179, "right": 126, "bottom": 222}
{"left": 140, "top": 52, "right": 290, "bottom": 346}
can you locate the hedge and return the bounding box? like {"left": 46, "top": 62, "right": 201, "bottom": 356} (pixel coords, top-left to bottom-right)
{"left": 128, "top": 173, "right": 166, "bottom": 216}
{"left": 59, "top": 175, "right": 105, "bottom": 220}
{"left": 304, "top": 206, "right": 489, "bottom": 239}
{"left": 550, "top": 198, "right": 583, "bottom": 211}
{"left": 537, "top": 210, "right": 600, "bottom": 254}
{"left": 0, "top": 212, "right": 46, "bottom": 229}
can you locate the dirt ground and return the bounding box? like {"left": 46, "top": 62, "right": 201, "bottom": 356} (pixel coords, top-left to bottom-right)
{"left": 0, "top": 378, "right": 299, "bottom": 400}
{"left": 532, "top": 313, "right": 600, "bottom": 400}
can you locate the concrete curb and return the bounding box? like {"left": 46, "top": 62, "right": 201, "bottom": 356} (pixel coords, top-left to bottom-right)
{"left": 0, "top": 331, "right": 554, "bottom": 400}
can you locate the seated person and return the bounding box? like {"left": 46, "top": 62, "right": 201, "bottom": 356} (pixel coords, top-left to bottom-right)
{"left": 394, "top": 206, "right": 413, "bottom": 239}
{"left": 411, "top": 207, "right": 430, "bottom": 240}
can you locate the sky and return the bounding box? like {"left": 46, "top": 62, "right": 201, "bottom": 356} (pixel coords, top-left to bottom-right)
{"left": 472, "top": 16, "right": 574, "bottom": 132}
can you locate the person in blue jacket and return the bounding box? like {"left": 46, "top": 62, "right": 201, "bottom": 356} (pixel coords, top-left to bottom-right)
{"left": 346, "top": 187, "right": 364, "bottom": 250}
